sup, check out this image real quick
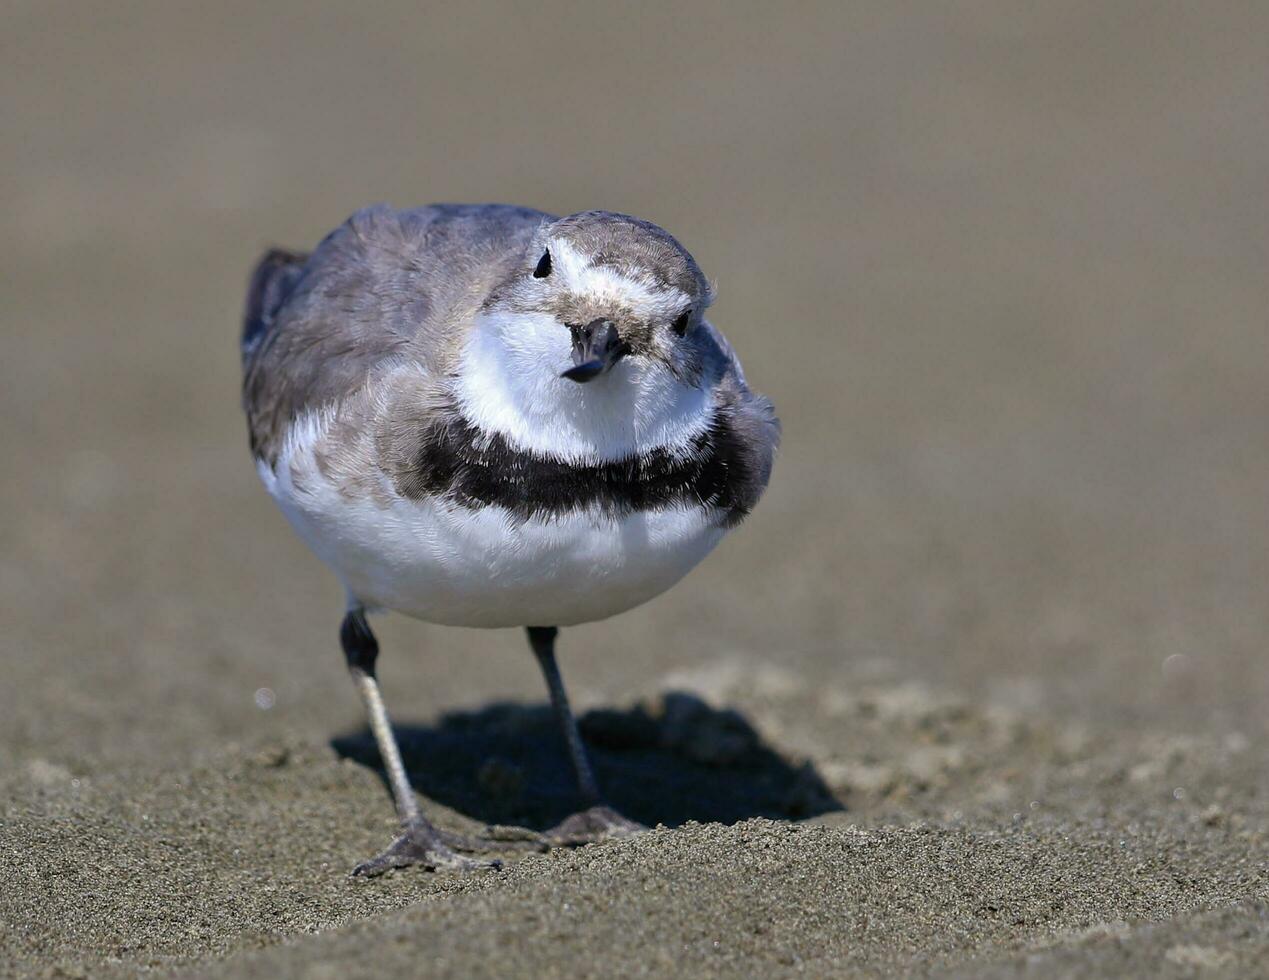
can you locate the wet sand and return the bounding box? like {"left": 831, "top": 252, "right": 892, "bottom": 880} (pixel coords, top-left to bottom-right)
{"left": 3, "top": 3, "right": 1267, "bottom": 977}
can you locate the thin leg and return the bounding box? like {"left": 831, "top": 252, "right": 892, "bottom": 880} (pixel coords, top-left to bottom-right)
{"left": 527, "top": 626, "right": 644, "bottom": 845}
{"left": 343, "top": 611, "right": 419, "bottom": 824}
{"left": 341, "top": 609, "right": 496, "bottom": 876}
{"left": 527, "top": 626, "right": 601, "bottom": 804}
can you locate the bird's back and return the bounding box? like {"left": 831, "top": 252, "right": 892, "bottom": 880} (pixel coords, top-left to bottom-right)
{"left": 241, "top": 204, "right": 549, "bottom": 464}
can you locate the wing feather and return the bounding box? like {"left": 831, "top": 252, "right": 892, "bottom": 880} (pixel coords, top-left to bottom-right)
{"left": 241, "top": 204, "right": 548, "bottom": 464}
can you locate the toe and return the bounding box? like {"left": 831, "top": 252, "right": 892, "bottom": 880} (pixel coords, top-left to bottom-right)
{"left": 437, "top": 826, "right": 547, "bottom": 854}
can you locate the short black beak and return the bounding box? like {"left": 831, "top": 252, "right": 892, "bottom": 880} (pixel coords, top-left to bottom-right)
{"left": 561, "top": 318, "right": 625, "bottom": 383}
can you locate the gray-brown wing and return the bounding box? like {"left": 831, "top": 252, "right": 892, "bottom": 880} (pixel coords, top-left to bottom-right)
{"left": 687, "top": 319, "right": 781, "bottom": 520}
{"left": 241, "top": 203, "right": 550, "bottom": 464}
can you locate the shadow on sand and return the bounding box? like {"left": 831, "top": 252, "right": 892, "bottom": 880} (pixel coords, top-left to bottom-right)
{"left": 331, "top": 691, "right": 842, "bottom": 830}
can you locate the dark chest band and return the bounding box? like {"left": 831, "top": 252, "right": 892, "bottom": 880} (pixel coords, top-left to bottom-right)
{"left": 397, "top": 408, "right": 753, "bottom": 526}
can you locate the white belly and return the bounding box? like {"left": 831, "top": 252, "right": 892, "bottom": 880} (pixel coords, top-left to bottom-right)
{"left": 258, "top": 443, "right": 727, "bottom": 628}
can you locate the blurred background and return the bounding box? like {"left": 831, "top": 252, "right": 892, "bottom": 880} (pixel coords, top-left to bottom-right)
{"left": 3, "top": 1, "right": 1266, "bottom": 773}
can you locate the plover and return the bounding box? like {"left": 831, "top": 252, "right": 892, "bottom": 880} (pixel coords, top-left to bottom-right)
{"left": 241, "top": 204, "right": 779, "bottom": 875}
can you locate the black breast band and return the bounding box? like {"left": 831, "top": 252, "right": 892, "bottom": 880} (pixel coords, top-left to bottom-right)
{"left": 396, "top": 407, "right": 754, "bottom": 526}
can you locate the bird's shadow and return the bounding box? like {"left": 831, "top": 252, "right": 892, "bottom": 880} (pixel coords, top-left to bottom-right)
{"left": 331, "top": 691, "right": 842, "bottom": 829}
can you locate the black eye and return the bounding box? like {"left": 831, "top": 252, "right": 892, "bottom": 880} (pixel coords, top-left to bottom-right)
{"left": 671, "top": 309, "right": 691, "bottom": 335}
{"left": 532, "top": 250, "right": 552, "bottom": 278}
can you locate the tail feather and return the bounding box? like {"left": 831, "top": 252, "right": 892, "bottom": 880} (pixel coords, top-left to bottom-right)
{"left": 241, "top": 248, "right": 309, "bottom": 357}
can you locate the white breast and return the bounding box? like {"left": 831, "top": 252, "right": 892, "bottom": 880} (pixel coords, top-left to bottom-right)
{"left": 258, "top": 422, "right": 727, "bottom": 628}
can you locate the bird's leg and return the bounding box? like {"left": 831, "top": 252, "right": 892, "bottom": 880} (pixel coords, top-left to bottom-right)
{"left": 528, "top": 626, "right": 601, "bottom": 805}
{"left": 527, "top": 626, "right": 644, "bottom": 845}
{"left": 341, "top": 609, "right": 498, "bottom": 876}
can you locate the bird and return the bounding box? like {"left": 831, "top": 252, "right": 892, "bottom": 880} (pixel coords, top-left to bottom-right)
{"left": 240, "top": 204, "right": 779, "bottom": 876}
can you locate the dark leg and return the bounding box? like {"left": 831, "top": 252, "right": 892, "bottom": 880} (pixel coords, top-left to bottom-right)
{"left": 527, "top": 626, "right": 601, "bottom": 804}
{"left": 527, "top": 626, "right": 644, "bottom": 845}
{"left": 342, "top": 609, "right": 497, "bottom": 876}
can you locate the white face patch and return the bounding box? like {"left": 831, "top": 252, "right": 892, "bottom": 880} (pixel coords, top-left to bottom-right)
{"left": 454, "top": 310, "right": 714, "bottom": 463}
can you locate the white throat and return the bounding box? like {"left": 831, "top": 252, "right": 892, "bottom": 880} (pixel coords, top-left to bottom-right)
{"left": 453, "top": 311, "right": 714, "bottom": 463}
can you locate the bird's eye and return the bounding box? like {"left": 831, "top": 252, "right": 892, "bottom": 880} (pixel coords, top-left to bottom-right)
{"left": 671, "top": 309, "right": 691, "bottom": 335}
{"left": 532, "top": 250, "right": 552, "bottom": 278}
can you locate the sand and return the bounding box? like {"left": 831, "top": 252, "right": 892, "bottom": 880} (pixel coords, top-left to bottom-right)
{"left": 3, "top": 2, "right": 1268, "bottom": 977}
{"left": 5, "top": 670, "right": 1267, "bottom": 977}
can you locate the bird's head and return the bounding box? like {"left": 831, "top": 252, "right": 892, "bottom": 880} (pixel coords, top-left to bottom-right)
{"left": 482, "top": 210, "right": 712, "bottom": 383}
{"left": 457, "top": 212, "right": 721, "bottom": 461}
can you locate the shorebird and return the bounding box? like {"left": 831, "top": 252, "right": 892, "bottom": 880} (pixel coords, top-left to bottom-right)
{"left": 240, "top": 204, "right": 779, "bottom": 875}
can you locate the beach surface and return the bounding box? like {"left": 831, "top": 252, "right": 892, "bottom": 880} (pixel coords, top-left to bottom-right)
{"left": 3, "top": 3, "right": 1267, "bottom": 976}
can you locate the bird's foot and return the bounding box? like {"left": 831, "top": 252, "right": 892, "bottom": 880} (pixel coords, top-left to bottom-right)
{"left": 543, "top": 805, "right": 645, "bottom": 847}
{"left": 351, "top": 818, "right": 503, "bottom": 877}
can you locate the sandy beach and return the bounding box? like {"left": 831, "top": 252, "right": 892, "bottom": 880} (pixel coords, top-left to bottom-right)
{"left": 3, "top": 3, "right": 1267, "bottom": 976}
